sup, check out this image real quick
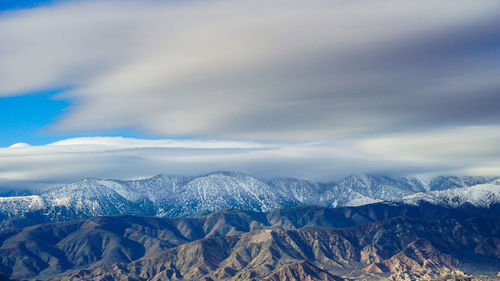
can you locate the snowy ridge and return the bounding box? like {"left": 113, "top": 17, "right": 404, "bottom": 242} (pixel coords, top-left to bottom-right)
{"left": 319, "top": 182, "right": 381, "bottom": 208}
{"left": 402, "top": 180, "right": 500, "bottom": 208}
{"left": 267, "top": 177, "right": 324, "bottom": 205}
{"left": 408, "top": 175, "right": 498, "bottom": 192}
{"left": 125, "top": 174, "right": 190, "bottom": 203}
{"left": 163, "top": 172, "right": 284, "bottom": 217}
{"left": 1, "top": 173, "right": 499, "bottom": 228}
{"left": 41, "top": 178, "right": 142, "bottom": 217}
{"left": 334, "top": 175, "right": 419, "bottom": 201}
{"left": 0, "top": 195, "right": 46, "bottom": 216}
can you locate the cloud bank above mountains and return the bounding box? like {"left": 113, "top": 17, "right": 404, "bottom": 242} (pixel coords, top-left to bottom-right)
{"left": 1, "top": 0, "right": 500, "bottom": 184}
{"left": 2, "top": 126, "right": 500, "bottom": 186}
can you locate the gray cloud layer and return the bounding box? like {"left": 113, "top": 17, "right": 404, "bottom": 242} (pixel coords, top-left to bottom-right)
{"left": 2, "top": 0, "right": 500, "bottom": 140}
{"left": 1, "top": 0, "right": 500, "bottom": 184}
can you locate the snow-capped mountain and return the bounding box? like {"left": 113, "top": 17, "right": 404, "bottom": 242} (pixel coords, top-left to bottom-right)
{"left": 267, "top": 177, "right": 325, "bottom": 205}
{"left": 124, "top": 174, "right": 190, "bottom": 204}
{"left": 41, "top": 178, "right": 149, "bottom": 217}
{"left": 317, "top": 174, "right": 463, "bottom": 208}
{"left": 1, "top": 172, "right": 499, "bottom": 229}
{"left": 1, "top": 172, "right": 305, "bottom": 223}
{"left": 158, "top": 171, "right": 285, "bottom": 217}
{"left": 318, "top": 175, "right": 499, "bottom": 208}
{"left": 402, "top": 180, "right": 500, "bottom": 208}
{"left": 330, "top": 175, "right": 417, "bottom": 201}
{"left": 408, "top": 175, "right": 497, "bottom": 191}
{"left": 319, "top": 181, "right": 381, "bottom": 207}
{"left": 0, "top": 195, "right": 45, "bottom": 217}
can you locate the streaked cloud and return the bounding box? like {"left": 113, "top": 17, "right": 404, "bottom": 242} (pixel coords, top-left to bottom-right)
{"left": 1, "top": 0, "right": 500, "bottom": 141}
{"left": 1, "top": 0, "right": 500, "bottom": 185}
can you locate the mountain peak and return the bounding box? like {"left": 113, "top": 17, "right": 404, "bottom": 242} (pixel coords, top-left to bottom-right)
{"left": 402, "top": 181, "right": 500, "bottom": 208}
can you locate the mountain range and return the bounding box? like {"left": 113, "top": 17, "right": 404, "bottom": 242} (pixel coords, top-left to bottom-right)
{"left": 1, "top": 172, "right": 500, "bottom": 280}
{"left": 0, "top": 203, "right": 499, "bottom": 280}
{"left": 1, "top": 172, "right": 499, "bottom": 229}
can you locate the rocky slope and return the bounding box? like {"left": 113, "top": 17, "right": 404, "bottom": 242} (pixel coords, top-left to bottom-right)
{"left": 0, "top": 205, "right": 499, "bottom": 280}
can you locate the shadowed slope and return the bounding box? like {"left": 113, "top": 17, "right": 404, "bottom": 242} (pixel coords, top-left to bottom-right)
{"left": 57, "top": 216, "right": 500, "bottom": 280}
{"left": 0, "top": 204, "right": 499, "bottom": 280}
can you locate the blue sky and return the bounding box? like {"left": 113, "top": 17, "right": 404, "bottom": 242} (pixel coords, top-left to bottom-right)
{"left": 0, "top": 90, "right": 68, "bottom": 147}
{"left": 1, "top": 0, "right": 500, "bottom": 185}
{"left": 0, "top": 89, "right": 163, "bottom": 147}
{"left": 0, "top": 0, "right": 62, "bottom": 11}
{"left": 0, "top": 0, "right": 57, "bottom": 11}
{"left": 0, "top": 1, "right": 70, "bottom": 147}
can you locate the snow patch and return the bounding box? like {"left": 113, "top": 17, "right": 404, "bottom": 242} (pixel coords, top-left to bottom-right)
{"left": 402, "top": 182, "right": 500, "bottom": 208}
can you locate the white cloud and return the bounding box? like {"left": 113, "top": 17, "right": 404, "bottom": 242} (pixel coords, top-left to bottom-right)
{"left": 8, "top": 143, "right": 31, "bottom": 148}
{"left": 1, "top": 128, "right": 500, "bottom": 187}
{"left": 0, "top": 137, "right": 334, "bottom": 184}
{"left": 47, "top": 136, "right": 274, "bottom": 150}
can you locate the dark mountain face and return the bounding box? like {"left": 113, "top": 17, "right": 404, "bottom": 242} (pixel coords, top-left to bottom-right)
{"left": 0, "top": 204, "right": 499, "bottom": 280}
{"left": 82, "top": 216, "right": 499, "bottom": 281}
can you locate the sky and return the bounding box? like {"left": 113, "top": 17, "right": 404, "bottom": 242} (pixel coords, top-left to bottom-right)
{"left": 1, "top": 0, "right": 500, "bottom": 188}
